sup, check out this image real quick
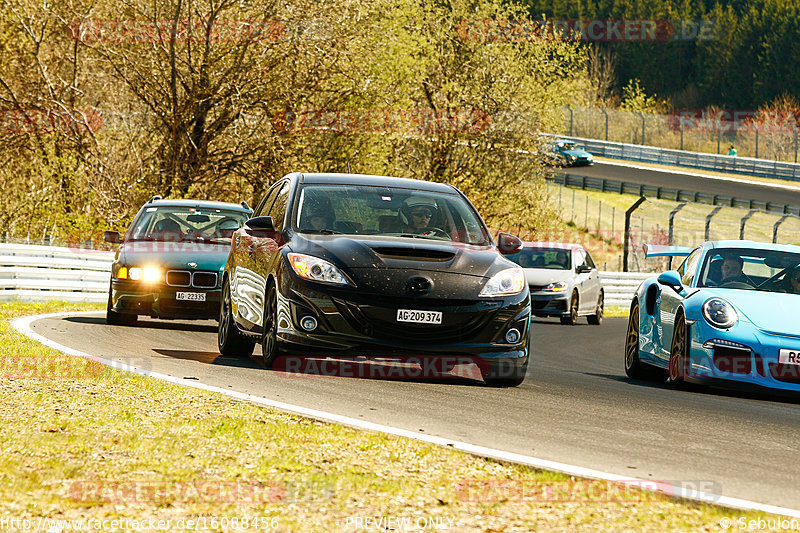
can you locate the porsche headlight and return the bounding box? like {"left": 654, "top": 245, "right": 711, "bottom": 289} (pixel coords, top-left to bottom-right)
{"left": 480, "top": 267, "right": 525, "bottom": 297}
{"left": 702, "top": 298, "right": 738, "bottom": 329}
{"left": 288, "top": 253, "right": 351, "bottom": 285}
{"left": 541, "top": 281, "right": 567, "bottom": 293}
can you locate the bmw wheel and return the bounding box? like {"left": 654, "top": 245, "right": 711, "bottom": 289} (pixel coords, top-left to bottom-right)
{"left": 218, "top": 278, "right": 255, "bottom": 358}
{"left": 106, "top": 283, "right": 137, "bottom": 326}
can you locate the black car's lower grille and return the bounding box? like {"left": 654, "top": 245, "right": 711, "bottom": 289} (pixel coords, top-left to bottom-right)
{"left": 332, "top": 298, "right": 496, "bottom": 344}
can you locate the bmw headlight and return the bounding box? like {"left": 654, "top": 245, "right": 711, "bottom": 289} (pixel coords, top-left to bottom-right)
{"left": 541, "top": 281, "right": 567, "bottom": 293}
{"left": 480, "top": 267, "right": 525, "bottom": 297}
{"left": 288, "top": 253, "right": 351, "bottom": 285}
{"left": 702, "top": 298, "right": 738, "bottom": 329}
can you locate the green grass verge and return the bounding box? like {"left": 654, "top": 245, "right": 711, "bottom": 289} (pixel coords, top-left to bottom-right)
{"left": 0, "top": 301, "right": 777, "bottom": 531}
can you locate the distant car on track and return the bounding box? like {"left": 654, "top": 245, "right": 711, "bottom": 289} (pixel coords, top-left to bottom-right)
{"left": 104, "top": 197, "right": 252, "bottom": 325}
{"left": 546, "top": 140, "right": 594, "bottom": 167}
{"left": 625, "top": 240, "right": 800, "bottom": 393}
{"left": 505, "top": 243, "right": 603, "bottom": 325}
{"left": 217, "top": 172, "right": 531, "bottom": 386}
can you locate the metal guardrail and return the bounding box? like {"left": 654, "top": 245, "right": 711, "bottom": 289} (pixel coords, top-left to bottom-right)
{"left": 548, "top": 172, "right": 800, "bottom": 215}
{"left": 0, "top": 243, "right": 112, "bottom": 302}
{"left": 0, "top": 243, "right": 648, "bottom": 309}
{"left": 599, "top": 271, "right": 650, "bottom": 308}
{"left": 549, "top": 134, "right": 800, "bottom": 183}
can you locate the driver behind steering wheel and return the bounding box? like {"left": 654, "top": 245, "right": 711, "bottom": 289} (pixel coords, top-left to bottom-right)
{"left": 719, "top": 254, "right": 750, "bottom": 285}
{"left": 400, "top": 196, "right": 445, "bottom": 236}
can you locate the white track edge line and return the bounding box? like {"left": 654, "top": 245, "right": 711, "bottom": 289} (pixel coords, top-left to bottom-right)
{"left": 596, "top": 158, "right": 800, "bottom": 192}
{"left": 11, "top": 310, "right": 800, "bottom": 519}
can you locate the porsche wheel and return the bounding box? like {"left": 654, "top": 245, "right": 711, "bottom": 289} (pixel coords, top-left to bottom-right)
{"left": 667, "top": 314, "right": 691, "bottom": 386}
{"left": 218, "top": 278, "right": 255, "bottom": 358}
{"left": 624, "top": 301, "right": 664, "bottom": 381}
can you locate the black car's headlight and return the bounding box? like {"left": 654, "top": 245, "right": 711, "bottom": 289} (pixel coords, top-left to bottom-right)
{"left": 288, "top": 253, "right": 352, "bottom": 286}
{"left": 480, "top": 267, "right": 525, "bottom": 297}
{"left": 702, "top": 298, "right": 738, "bottom": 329}
{"left": 116, "top": 266, "right": 163, "bottom": 283}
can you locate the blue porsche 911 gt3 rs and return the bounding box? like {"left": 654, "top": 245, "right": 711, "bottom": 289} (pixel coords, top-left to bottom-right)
{"left": 625, "top": 240, "right": 800, "bottom": 393}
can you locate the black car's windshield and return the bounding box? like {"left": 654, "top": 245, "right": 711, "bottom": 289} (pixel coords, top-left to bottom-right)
{"left": 697, "top": 247, "right": 800, "bottom": 293}
{"left": 128, "top": 206, "right": 249, "bottom": 243}
{"left": 293, "top": 184, "right": 492, "bottom": 245}
{"left": 506, "top": 248, "right": 572, "bottom": 270}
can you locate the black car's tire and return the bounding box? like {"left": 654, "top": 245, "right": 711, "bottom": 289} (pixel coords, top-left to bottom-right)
{"left": 624, "top": 301, "right": 665, "bottom": 381}
{"left": 587, "top": 290, "right": 604, "bottom": 325}
{"left": 560, "top": 292, "right": 579, "bottom": 325}
{"left": 261, "top": 284, "right": 283, "bottom": 369}
{"left": 667, "top": 313, "right": 691, "bottom": 388}
{"left": 483, "top": 358, "right": 528, "bottom": 387}
{"left": 218, "top": 278, "right": 255, "bottom": 358}
{"left": 106, "top": 283, "right": 137, "bottom": 326}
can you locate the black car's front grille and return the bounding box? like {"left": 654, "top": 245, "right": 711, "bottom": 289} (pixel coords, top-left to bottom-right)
{"left": 371, "top": 247, "right": 455, "bottom": 261}
{"left": 332, "top": 298, "right": 496, "bottom": 344}
{"left": 166, "top": 270, "right": 218, "bottom": 289}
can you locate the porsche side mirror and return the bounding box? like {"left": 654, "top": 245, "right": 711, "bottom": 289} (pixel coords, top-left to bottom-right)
{"left": 103, "top": 230, "right": 120, "bottom": 244}
{"left": 657, "top": 270, "right": 683, "bottom": 292}
{"left": 497, "top": 232, "right": 523, "bottom": 255}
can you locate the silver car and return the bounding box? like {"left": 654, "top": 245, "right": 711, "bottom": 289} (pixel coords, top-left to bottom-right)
{"left": 506, "top": 243, "right": 603, "bottom": 325}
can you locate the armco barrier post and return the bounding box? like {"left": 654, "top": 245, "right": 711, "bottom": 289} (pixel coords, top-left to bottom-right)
{"left": 705, "top": 206, "right": 723, "bottom": 240}
{"left": 773, "top": 214, "right": 791, "bottom": 243}
{"left": 623, "top": 197, "right": 647, "bottom": 273}
{"left": 739, "top": 209, "right": 757, "bottom": 239}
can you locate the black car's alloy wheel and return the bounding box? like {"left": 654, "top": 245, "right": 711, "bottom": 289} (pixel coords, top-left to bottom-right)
{"left": 105, "top": 283, "right": 137, "bottom": 326}
{"left": 560, "top": 292, "right": 579, "bottom": 325}
{"left": 218, "top": 278, "right": 255, "bottom": 357}
{"left": 261, "top": 285, "right": 282, "bottom": 369}
{"left": 624, "top": 301, "right": 664, "bottom": 381}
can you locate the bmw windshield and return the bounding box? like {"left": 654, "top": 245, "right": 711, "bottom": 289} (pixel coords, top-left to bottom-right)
{"left": 128, "top": 206, "right": 249, "bottom": 244}
{"left": 293, "top": 184, "right": 492, "bottom": 246}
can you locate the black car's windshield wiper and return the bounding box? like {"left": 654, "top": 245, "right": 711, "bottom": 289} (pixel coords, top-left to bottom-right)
{"left": 298, "top": 229, "right": 342, "bottom": 235}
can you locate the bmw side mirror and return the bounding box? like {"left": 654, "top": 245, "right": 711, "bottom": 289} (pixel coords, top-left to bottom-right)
{"left": 497, "top": 232, "right": 523, "bottom": 255}
{"left": 657, "top": 270, "right": 683, "bottom": 292}
{"left": 103, "top": 230, "right": 120, "bottom": 244}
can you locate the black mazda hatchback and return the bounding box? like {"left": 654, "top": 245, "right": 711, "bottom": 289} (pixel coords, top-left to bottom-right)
{"left": 218, "top": 173, "right": 530, "bottom": 386}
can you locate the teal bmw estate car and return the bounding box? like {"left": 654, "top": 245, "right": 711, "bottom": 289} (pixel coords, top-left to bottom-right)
{"left": 103, "top": 196, "right": 252, "bottom": 325}
{"left": 625, "top": 240, "right": 800, "bottom": 394}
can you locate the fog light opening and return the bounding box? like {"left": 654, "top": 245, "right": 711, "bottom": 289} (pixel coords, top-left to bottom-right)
{"left": 505, "top": 328, "right": 521, "bottom": 344}
{"left": 300, "top": 316, "right": 318, "bottom": 332}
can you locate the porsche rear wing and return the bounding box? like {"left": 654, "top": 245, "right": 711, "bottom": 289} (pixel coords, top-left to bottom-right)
{"left": 644, "top": 244, "right": 694, "bottom": 258}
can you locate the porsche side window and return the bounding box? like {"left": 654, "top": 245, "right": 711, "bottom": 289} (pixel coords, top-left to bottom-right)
{"left": 681, "top": 248, "right": 703, "bottom": 286}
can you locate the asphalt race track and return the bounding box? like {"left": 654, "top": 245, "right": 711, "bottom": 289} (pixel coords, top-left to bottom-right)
{"left": 31, "top": 313, "right": 800, "bottom": 511}
{"left": 559, "top": 162, "right": 800, "bottom": 207}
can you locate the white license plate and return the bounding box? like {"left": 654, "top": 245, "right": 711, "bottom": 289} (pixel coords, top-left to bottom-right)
{"left": 396, "top": 309, "right": 442, "bottom": 324}
{"left": 176, "top": 292, "right": 206, "bottom": 302}
{"left": 779, "top": 349, "right": 800, "bottom": 365}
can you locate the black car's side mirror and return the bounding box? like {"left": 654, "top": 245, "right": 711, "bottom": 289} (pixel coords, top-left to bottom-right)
{"left": 244, "top": 216, "right": 275, "bottom": 232}
{"left": 103, "top": 230, "right": 120, "bottom": 244}
{"left": 497, "top": 232, "right": 523, "bottom": 255}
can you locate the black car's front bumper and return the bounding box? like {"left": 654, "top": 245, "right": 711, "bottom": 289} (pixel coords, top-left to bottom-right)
{"left": 110, "top": 280, "right": 221, "bottom": 320}
{"left": 271, "top": 275, "right": 530, "bottom": 372}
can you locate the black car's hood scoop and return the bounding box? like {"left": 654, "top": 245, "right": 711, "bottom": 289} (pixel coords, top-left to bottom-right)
{"left": 370, "top": 246, "right": 455, "bottom": 262}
